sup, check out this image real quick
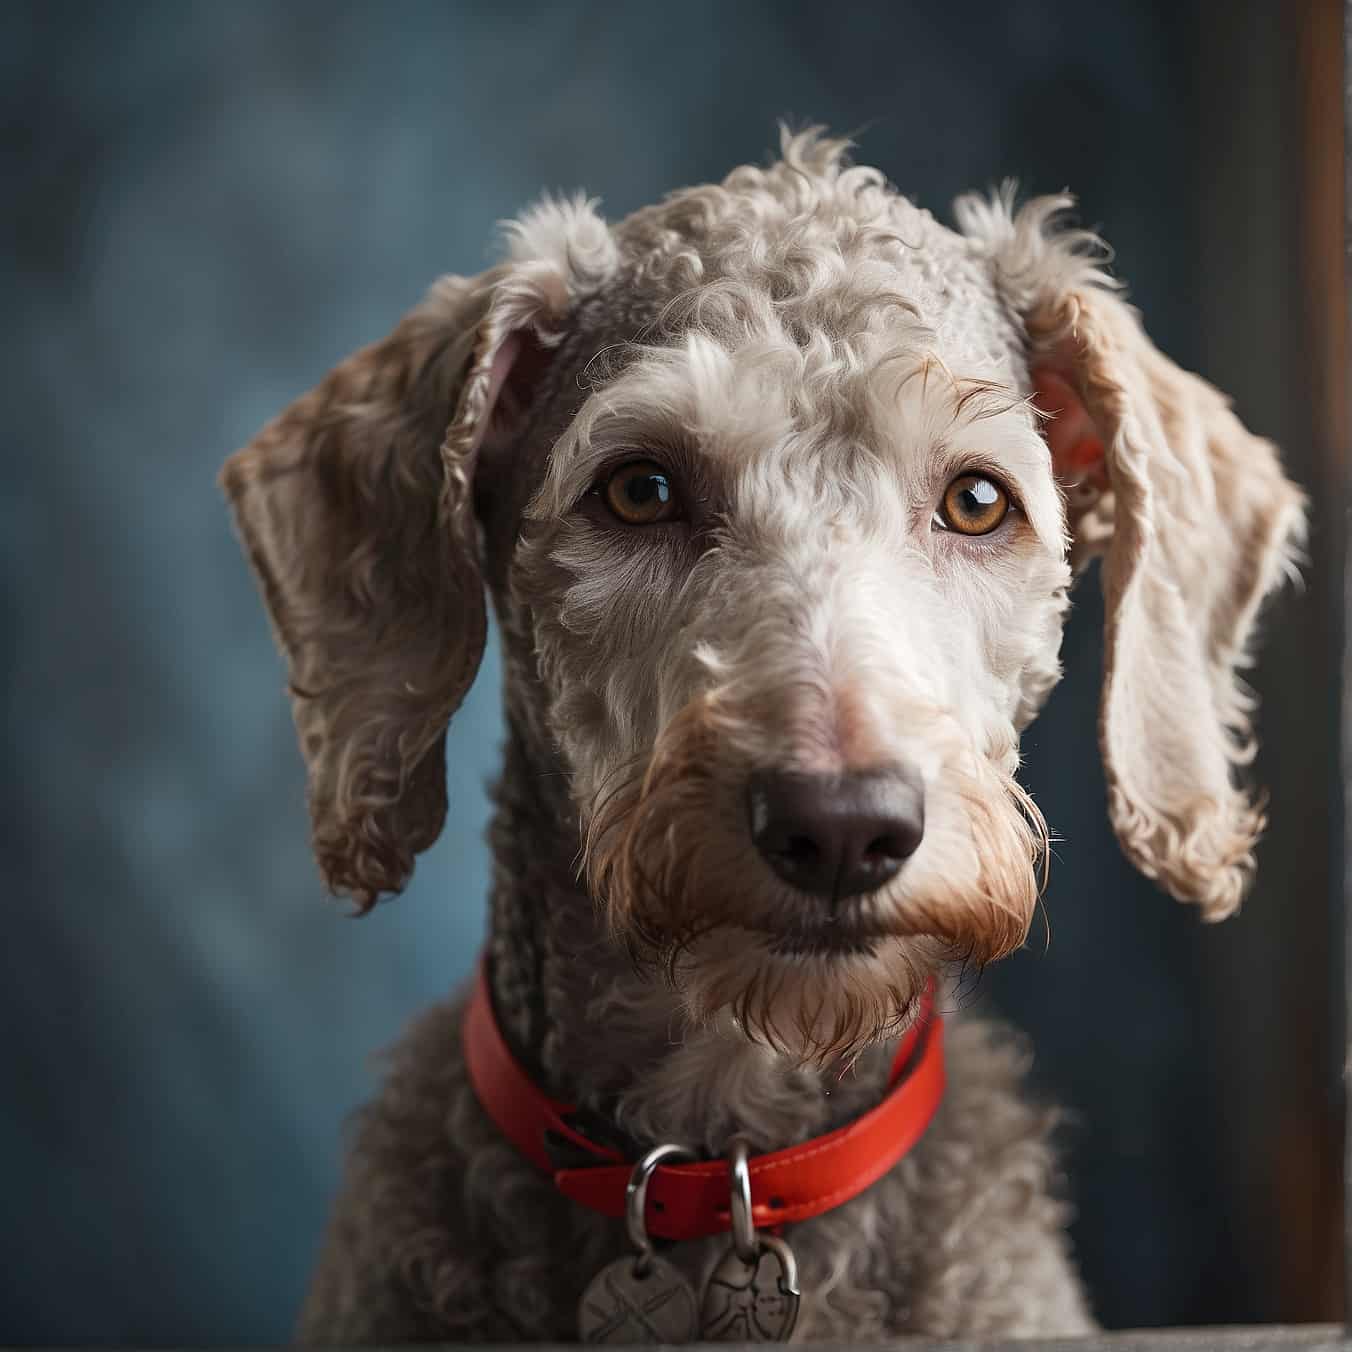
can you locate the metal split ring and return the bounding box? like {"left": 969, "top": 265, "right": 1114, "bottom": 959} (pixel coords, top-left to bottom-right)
{"left": 726, "top": 1137, "right": 759, "bottom": 1263}
{"left": 624, "top": 1142, "right": 691, "bottom": 1275}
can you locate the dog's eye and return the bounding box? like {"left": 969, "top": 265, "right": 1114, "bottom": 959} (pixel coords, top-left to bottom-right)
{"left": 934, "top": 474, "right": 1010, "bottom": 536}
{"left": 601, "top": 460, "right": 681, "bottom": 525}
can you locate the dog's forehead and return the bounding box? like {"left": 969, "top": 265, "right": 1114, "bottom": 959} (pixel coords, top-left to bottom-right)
{"left": 602, "top": 157, "right": 1026, "bottom": 383}
{"left": 518, "top": 151, "right": 1048, "bottom": 531}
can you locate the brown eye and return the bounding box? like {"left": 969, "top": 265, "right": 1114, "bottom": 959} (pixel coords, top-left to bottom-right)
{"left": 602, "top": 460, "right": 681, "bottom": 525}
{"left": 936, "top": 473, "right": 1010, "bottom": 536}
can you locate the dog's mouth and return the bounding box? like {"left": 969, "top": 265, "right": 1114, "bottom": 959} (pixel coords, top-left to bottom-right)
{"left": 759, "top": 914, "right": 888, "bottom": 959}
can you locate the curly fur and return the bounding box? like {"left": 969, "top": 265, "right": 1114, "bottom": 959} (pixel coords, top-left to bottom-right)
{"left": 222, "top": 128, "right": 1302, "bottom": 1341}
{"left": 299, "top": 982, "right": 1090, "bottom": 1342}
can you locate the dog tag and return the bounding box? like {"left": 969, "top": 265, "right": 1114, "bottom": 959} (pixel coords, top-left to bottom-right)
{"left": 578, "top": 1254, "right": 699, "bottom": 1345}
{"left": 699, "top": 1233, "right": 801, "bottom": 1343}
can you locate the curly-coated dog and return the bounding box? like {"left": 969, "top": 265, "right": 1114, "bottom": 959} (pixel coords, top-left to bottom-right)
{"left": 222, "top": 130, "right": 1303, "bottom": 1343}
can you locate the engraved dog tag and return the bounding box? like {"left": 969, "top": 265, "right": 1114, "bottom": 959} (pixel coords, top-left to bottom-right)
{"left": 699, "top": 1234, "right": 801, "bottom": 1343}
{"left": 578, "top": 1254, "right": 699, "bottom": 1345}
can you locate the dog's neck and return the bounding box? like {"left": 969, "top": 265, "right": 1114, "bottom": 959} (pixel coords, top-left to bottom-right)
{"left": 481, "top": 708, "right": 895, "bottom": 1158}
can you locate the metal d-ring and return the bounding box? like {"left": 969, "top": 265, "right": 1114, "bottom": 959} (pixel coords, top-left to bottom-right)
{"left": 726, "top": 1137, "right": 759, "bottom": 1264}
{"left": 624, "top": 1143, "right": 691, "bottom": 1276}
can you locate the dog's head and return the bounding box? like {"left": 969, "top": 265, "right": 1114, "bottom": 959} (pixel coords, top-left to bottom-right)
{"left": 224, "top": 131, "right": 1303, "bottom": 1062}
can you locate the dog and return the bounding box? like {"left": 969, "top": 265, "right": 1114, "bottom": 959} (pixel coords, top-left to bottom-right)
{"left": 222, "top": 129, "right": 1303, "bottom": 1342}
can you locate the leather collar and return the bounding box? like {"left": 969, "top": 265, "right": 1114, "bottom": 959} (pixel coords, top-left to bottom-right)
{"left": 462, "top": 958, "right": 945, "bottom": 1242}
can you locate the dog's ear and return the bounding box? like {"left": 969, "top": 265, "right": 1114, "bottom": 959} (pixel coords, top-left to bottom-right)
{"left": 222, "top": 196, "right": 618, "bottom": 908}
{"left": 959, "top": 191, "right": 1305, "bottom": 919}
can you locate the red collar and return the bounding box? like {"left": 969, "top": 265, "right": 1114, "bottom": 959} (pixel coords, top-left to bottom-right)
{"left": 462, "top": 959, "right": 945, "bottom": 1242}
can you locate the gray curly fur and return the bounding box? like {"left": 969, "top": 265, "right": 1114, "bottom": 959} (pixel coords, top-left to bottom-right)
{"left": 223, "top": 129, "right": 1302, "bottom": 1344}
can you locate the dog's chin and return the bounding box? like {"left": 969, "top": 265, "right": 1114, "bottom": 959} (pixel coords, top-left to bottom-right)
{"left": 668, "top": 926, "right": 942, "bottom": 1066}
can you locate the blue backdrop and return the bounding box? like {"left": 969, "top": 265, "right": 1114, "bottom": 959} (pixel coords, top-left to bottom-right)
{"left": 5, "top": 1, "right": 1329, "bottom": 1342}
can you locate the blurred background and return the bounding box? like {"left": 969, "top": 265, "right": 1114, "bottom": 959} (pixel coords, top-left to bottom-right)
{"left": 2, "top": 0, "right": 1345, "bottom": 1342}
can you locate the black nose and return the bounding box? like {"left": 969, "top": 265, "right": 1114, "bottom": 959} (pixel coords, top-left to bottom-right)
{"left": 747, "top": 768, "right": 925, "bottom": 902}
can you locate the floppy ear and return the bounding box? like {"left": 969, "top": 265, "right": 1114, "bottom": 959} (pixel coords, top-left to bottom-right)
{"left": 222, "top": 196, "right": 618, "bottom": 908}
{"left": 958, "top": 191, "right": 1305, "bottom": 919}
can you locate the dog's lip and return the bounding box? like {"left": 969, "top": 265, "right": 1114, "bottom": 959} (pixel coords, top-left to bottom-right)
{"left": 760, "top": 918, "right": 886, "bottom": 959}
